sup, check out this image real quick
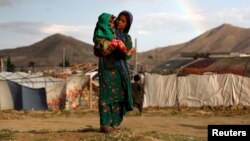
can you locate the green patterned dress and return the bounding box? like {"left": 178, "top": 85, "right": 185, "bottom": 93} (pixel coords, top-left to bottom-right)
{"left": 93, "top": 33, "right": 134, "bottom": 127}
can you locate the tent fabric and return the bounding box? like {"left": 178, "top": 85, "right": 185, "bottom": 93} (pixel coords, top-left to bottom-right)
{"left": 177, "top": 74, "right": 238, "bottom": 107}
{"left": 22, "top": 86, "right": 48, "bottom": 110}
{"left": 0, "top": 72, "right": 62, "bottom": 88}
{"left": 243, "top": 62, "right": 250, "bottom": 77}
{"left": 46, "top": 81, "right": 67, "bottom": 110}
{"left": 65, "top": 75, "right": 90, "bottom": 111}
{"left": 20, "top": 76, "right": 62, "bottom": 88}
{"left": 0, "top": 72, "right": 62, "bottom": 111}
{"left": 1, "top": 73, "right": 90, "bottom": 111}
{"left": 46, "top": 74, "right": 90, "bottom": 110}
{"left": 0, "top": 80, "right": 14, "bottom": 110}
{"left": 5, "top": 80, "right": 48, "bottom": 110}
{"left": 144, "top": 73, "right": 177, "bottom": 107}
{"left": 7, "top": 80, "right": 22, "bottom": 110}
{"left": 144, "top": 73, "right": 250, "bottom": 107}
{"left": 239, "top": 77, "right": 250, "bottom": 105}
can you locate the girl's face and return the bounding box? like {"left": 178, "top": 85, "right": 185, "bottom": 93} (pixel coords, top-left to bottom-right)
{"left": 116, "top": 15, "right": 127, "bottom": 32}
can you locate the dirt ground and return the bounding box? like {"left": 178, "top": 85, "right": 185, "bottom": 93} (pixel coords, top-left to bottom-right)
{"left": 0, "top": 106, "right": 250, "bottom": 141}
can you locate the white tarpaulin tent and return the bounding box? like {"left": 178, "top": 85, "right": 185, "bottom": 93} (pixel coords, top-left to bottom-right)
{"left": 1, "top": 72, "right": 90, "bottom": 111}
{"left": 0, "top": 79, "right": 14, "bottom": 110}
{"left": 0, "top": 72, "right": 62, "bottom": 110}
{"left": 0, "top": 72, "right": 62, "bottom": 88}
{"left": 144, "top": 73, "right": 250, "bottom": 107}
{"left": 0, "top": 79, "right": 48, "bottom": 110}
{"left": 144, "top": 73, "right": 177, "bottom": 107}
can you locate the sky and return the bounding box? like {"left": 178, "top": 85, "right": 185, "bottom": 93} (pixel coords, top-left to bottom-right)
{"left": 0, "top": 0, "right": 250, "bottom": 52}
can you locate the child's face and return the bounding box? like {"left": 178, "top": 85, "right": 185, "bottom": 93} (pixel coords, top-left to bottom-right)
{"left": 116, "top": 15, "right": 127, "bottom": 32}
{"left": 109, "top": 15, "right": 115, "bottom": 28}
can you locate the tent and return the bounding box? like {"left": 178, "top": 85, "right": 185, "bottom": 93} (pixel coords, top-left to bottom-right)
{"left": 143, "top": 73, "right": 250, "bottom": 107}
{"left": 0, "top": 72, "right": 62, "bottom": 88}
{"left": 0, "top": 72, "right": 60, "bottom": 110}
{"left": 65, "top": 75, "right": 90, "bottom": 110}
{"left": 0, "top": 79, "right": 14, "bottom": 110}
{"left": 22, "top": 86, "right": 47, "bottom": 110}
{"left": 46, "top": 74, "right": 90, "bottom": 110}
{"left": 6, "top": 80, "right": 48, "bottom": 110}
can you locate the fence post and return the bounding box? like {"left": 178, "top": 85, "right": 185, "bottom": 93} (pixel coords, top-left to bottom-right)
{"left": 89, "top": 75, "right": 93, "bottom": 109}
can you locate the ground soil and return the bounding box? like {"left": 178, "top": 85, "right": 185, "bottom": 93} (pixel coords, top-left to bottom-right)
{"left": 0, "top": 106, "right": 250, "bottom": 141}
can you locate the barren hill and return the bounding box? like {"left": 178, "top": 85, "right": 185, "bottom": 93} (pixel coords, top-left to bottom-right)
{"left": 1, "top": 24, "right": 250, "bottom": 72}
{"left": 0, "top": 33, "right": 97, "bottom": 68}
{"left": 137, "top": 24, "right": 250, "bottom": 71}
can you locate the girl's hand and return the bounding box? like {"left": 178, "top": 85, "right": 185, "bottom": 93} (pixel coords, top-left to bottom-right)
{"left": 127, "top": 48, "right": 136, "bottom": 55}
{"left": 118, "top": 43, "right": 128, "bottom": 53}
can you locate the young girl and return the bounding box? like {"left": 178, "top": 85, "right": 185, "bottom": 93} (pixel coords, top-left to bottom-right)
{"left": 93, "top": 10, "right": 135, "bottom": 133}
{"left": 93, "top": 12, "right": 132, "bottom": 57}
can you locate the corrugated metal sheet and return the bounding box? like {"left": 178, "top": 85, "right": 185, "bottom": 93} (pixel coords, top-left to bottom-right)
{"left": 151, "top": 59, "right": 194, "bottom": 75}
{"left": 183, "top": 58, "right": 217, "bottom": 75}
{"left": 205, "top": 57, "right": 250, "bottom": 76}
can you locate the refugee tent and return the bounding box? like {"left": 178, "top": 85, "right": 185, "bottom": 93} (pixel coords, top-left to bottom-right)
{"left": 0, "top": 78, "right": 14, "bottom": 110}
{"left": 65, "top": 75, "right": 90, "bottom": 110}
{"left": 6, "top": 80, "right": 48, "bottom": 110}
{"left": 143, "top": 73, "right": 177, "bottom": 107}
{"left": 6, "top": 80, "right": 21, "bottom": 110}
{"left": 0, "top": 72, "right": 60, "bottom": 110}
{"left": 46, "top": 74, "right": 90, "bottom": 110}
{"left": 143, "top": 73, "right": 250, "bottom": 107}
{"left": 22, "top": 86, "right": 47, "bottom": 110}
{"left": 177, "top": 74, "right": 239, "bottom": 107}
{"left": 21, "top": 76, "right": 62, "bottom": 88}
{"left": 46, "top": 81, "right": 67, "bottom": 110}
{"left": 0, "top": 72, "right": 62, "bottom": 88}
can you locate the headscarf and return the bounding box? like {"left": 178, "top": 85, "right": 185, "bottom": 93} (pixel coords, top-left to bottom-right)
{"left": 93, "top": 13, "right": 115, "bottom": 40}
{"left": 115, "top": 10, "right": 133, "bottom": 34}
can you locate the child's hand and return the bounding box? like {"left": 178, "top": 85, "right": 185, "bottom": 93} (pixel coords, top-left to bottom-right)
{"left": 109, "top": 39, "right": 132, "bottom": 54}
{"left": 109, "top": 39, "right": 120, "bottom": 48}
{"left": 110, "top": 39, "right": 128, "bottom": 53}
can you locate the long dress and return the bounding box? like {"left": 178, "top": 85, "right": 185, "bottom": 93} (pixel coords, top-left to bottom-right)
{"left": 93, "top": 31, "right": 134, "bottom": 127}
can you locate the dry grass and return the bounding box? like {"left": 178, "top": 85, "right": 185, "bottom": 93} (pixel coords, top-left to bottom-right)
{"left": 0, "top": 129, "right": 13, "bottom": 141}
{"left": 1, "top": 106, "right": 249, "bottom": 140}
{"left": 0, "top": 128, "right": 206, "bottom": 141}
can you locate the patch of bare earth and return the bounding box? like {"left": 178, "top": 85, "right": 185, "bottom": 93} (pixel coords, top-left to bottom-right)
{"left": 0, "top": 106, "right": 250, "bottom": 141}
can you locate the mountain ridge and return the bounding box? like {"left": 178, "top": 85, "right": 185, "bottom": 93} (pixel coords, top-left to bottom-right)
{"left": 1, "top": 24, "right": 250, "bottom": 72}
{"left": 137, "top": 24, "right": 250, "bottom": 71}
{"left": 0, "top": 33, "right": 97, "bottom": 68}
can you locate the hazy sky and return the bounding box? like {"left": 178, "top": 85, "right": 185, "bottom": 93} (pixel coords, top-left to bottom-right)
{"left": 0, "top": 0, "right": 250, "bottom": 52}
